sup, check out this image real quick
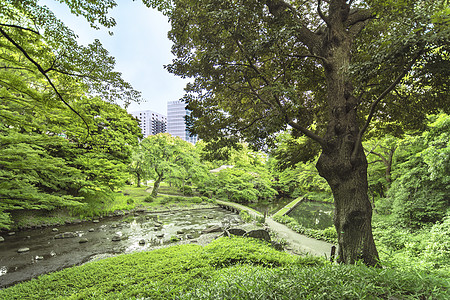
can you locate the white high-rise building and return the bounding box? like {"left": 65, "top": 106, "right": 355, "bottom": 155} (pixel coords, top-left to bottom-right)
{"left": 129, "top": 110, "right": 167, "bottom": 137}
{"left": 167, "top": 100, "right": 198, "bottom": 144}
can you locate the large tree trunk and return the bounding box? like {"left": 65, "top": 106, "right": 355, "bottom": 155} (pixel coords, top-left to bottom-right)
{"left": 317, "top": 140, "right": 379, "bottom": 265}
{"left": 315, "top": 4, "right": 379, "bottom": 265}
{"left": 315, "top": 70, "right": 379, "bottom": 265}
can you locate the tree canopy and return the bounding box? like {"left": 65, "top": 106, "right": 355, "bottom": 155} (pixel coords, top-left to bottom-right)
{"left": 138, "top": 133, "right": 206, "bottom": 197}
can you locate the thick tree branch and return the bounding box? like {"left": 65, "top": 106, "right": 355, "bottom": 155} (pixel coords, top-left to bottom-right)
{"left": 345, "top": 9, "right": 374, "bottom": 27}
{"left": 265, "top": 0, "right": 320, "bottom": 53}
{"left": 317, "top": 0, "right": 331, "bottom": 28}
{"left": 0, "top": 23, "right": 40, "bottom": 35}
{"left": 346, "top": 9, "right": 375, "bottom": 37}
{"left": 288, "top": 120, "right": 325, "bottom": 146}
{"left": 0, "top": 27, "right": 90, "bottom": 137}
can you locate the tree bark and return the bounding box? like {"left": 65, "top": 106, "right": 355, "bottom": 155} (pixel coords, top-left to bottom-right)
{"left": 314, "top": 1, "right": 379, "bottom": 265}
{"left": 151, "top": 174, "right": 163, "bottom": 197}
{"left": 317, "top": 141, "right": 379, "bottom": 265}
{"left": 136, "top": 173, "right": 141, "bottom": 187}
{"left": 316, "top": 58, "right": 379, "bottom": 265}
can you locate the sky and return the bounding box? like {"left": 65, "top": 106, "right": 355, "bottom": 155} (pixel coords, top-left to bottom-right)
{"left": 40, "top": 0, "right": 189, "bottom": 116}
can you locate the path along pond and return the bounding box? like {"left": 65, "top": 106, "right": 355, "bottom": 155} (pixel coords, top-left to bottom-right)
{"left": 0, "top": 207, "right": 241, "bottom": 288}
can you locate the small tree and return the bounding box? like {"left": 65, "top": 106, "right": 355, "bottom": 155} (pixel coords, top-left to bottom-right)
{"left": 141, "top": 133, "right": 201, "bottom": 197}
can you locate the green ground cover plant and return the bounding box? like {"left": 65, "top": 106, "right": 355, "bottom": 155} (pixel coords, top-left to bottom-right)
{"left": 0, "top": 237, "right": 318, "bottom": 299}
{"left": 181, "top": 262, "right": 449, "bottom": 300}
{"left": 373, "top": 215, "right": 450, "bottom": 272}
{"left": 1, "top": 237, "right": 447, "bottom": 299}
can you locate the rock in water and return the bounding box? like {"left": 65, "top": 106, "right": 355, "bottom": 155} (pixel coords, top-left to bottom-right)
{"left": 54, "top": 232, "right": 78, "bottom": 239}
{"left": 112, "top": 235, "right": 121, "bottom": 242}
{"left": 139, "top": 239, "right": 146, "bottom": 245}
{"left": 227, "top": 228, "right": 247, "bottom": 236}
{"left": 201, "top": 225, "right": 222, "bottom": 234}
{"left": 243, "top": 229, "right": 271, "bottom": 242}
{"left": 0, "top": 236, "right": 4, "bottom": 242}
{"left": 79, "top": 238, "right": 89, "bottom": 243}
{"left": 17, "top": 247, "right": 30, "bottom": 253}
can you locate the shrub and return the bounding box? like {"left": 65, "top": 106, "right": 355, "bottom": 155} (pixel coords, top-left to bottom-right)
{"left": 181, "top": 185, "right": 193, "bottom": 196}
{"left": 421, "top": 216, "right": 450, "bottom": 268}
{"left": 172, "top": 196, "right": 185, "bottom": 202}
{"left": 159, "top": 197, "right": 170, "bottom": 205}
{"left": 274, "top": 214, "right": 337, "bottom": 243}
{"left": 143, "top": 195, "right": 154, "bottom": 203}
{"left": 190, "top": 196, "right": 203, "bottom": 204}
{"left": 239, "top": 210, "right": 252, "bottom": 223}
{"left": 322, "top": 226, "right": 338, "bottom": 241}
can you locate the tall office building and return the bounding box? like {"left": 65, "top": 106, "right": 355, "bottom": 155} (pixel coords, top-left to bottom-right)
{"left": 167, "top": 100, "right": 198, "bottom": 144}
{"left": 129, "top": 110, "right": 167, "bottom": 137}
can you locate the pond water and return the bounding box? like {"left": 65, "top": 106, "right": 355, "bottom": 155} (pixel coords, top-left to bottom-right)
{"left": 0, "top": 207, "right": 240, "bottom": 288}
{"left": 287, "top": 201, "right": 334, "bottom": 230}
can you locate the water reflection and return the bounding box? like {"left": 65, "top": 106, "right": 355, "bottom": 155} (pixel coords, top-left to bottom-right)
{"left": 287, "top": 201, "right": 334, "bottom": 230}
{"left": 246, "top": 198, "right": 293, "bottom": 214}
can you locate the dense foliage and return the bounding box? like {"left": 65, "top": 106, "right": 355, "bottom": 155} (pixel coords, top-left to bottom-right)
{"left": 0, "top": 1, "right": 142, "bottom": 229}
{"left": 385, "top": 114, "right": 450, "bottom": 228}
{"left": 131, "top": 133, "right": 207, "bottom": 197}
{"left": 200, "top": 145, "right": 277, "bottom": 203}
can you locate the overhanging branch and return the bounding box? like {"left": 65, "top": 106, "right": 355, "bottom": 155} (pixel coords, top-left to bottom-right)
{"left": 352, "top": 50, "right": 423, "bottom": 160}
{"left": 0, "top": 27, "right": 90, "bottom": 138}
{"left": 0, "top": 23, "right": 40, "bottom": 35}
